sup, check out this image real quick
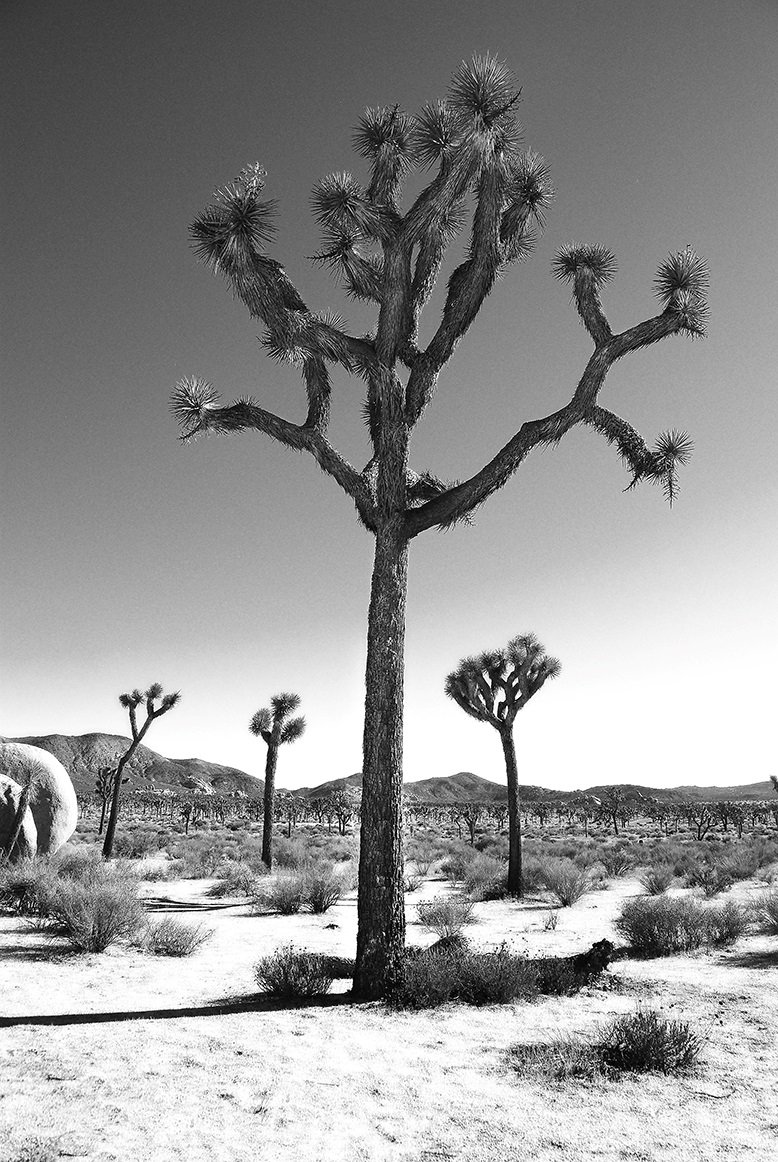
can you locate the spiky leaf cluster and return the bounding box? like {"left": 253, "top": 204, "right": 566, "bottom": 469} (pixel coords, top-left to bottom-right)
{"left": 553, "top": 242, "right": 617, "bottom": 287}
{"left": 190, "top": 164, "right": 277, "bottom": 274}
{"left": 654, "top": 247, "right": 709, "bottom": 337}
{"left": 250, "top": 693, "right": 305, "bottom": 747}
{"left": 445, "top": 633, "right": 561, "bottom": 731}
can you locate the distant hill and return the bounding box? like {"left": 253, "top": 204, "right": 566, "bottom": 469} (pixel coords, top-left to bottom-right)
{"left": 3, "top": 733, "right": 262, "bottom": 797}
{"left": 294, "top": 773, "right": 363, "bottom": 799}
{"left": 405, "top": 772, "right": 508, "bottom": 802}
{"left": 3, "top": 733, "right": 773, "bottom": 804}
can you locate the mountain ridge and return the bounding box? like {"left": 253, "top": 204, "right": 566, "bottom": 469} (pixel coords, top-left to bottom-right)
{"left": 3, "top": 734, "right": 774, "bottom": 803}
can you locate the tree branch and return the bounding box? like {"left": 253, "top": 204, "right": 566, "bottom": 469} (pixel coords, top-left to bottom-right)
{"left": 404, "top": 306, "right": 689, "bottom": 536}
{"left": 171, "top": 383, "right": 377, "bottom": 530}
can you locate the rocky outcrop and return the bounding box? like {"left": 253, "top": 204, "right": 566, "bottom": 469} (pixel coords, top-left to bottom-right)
{"left": 0, "top": 742, "right": 77, "bottom": 857}
{"left": 0, "top": 775, "right": 38, "bottom": 861}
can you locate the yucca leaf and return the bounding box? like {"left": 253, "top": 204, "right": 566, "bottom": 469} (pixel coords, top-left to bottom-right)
{"left": 552, "top": 242, "right": 617, "bottom": 286}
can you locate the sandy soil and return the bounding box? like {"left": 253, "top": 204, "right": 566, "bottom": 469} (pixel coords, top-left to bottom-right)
{"left": 1, "top": 875, "right": 777, "bottom": 1162}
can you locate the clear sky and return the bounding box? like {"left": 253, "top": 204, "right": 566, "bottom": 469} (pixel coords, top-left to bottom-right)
{"left": 2, "top": 0, "right": 776, "bottom": 792}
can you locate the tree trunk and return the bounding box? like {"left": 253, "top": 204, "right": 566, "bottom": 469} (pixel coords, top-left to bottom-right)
{"left": 98, "top": 798, "right": 107, "bottom": 836}
{"left": 262, "top": 744, "right": 278, "bottom": 869}
{"left": 353, "top": 526, "right": 408, "bottom": 998}
{"left": 500, "top": 727, "right": 523, "bottom": 896}
{"left": 103, "top": 747, "right": 137, "bottom": 859}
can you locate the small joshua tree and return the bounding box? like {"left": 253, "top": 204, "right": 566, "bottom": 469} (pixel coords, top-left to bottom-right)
{"left": 102, "top": 684, "right": 181, "bottom": 859}
{"left": 95, "top": 766, "right": 114, "bottom": 836}
{"left": 446, "top": 633, "right": 560, "bottom": 896}
{"left": 172, "top": 55, "right": 708, "bottom": 995}
{"left": 249, "top": 693, "right": 305, "bottom": 869}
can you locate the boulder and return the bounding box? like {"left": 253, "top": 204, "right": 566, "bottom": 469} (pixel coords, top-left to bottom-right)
{"left": 0, "top": 742, "right": 78, "bottom": 856}
{"left": 0, "top": 775, "right": 38, "bottom": 861}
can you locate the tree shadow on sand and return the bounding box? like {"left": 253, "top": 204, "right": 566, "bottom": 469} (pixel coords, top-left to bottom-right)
{"left": 0, "top": 990, "right": 364, "bottom": 1028}
{"left": 717, "top": 947, "right": 778, "bottom": 969}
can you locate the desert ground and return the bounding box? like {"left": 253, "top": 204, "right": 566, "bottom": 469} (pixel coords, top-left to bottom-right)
{"left": 2, "top": 858, "right": 777, "bottom": 1162}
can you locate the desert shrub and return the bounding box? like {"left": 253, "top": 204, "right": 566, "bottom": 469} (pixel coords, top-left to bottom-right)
{"left": 439, "top": 851, "right": 470, "bottom": 883}
{"left": 616, "top": 895, "right": 745, "bottom": 957}
{"left": 463, "top": 853, "right": 507, "bottom": 901}
{"left": 112, "top": 829, "right": 162, "bottom": 859}
{"left": 416, "top": 894, "right": 475, "bottom": 938}
{"left": 7, "top": 1137, "right": 59, "bottom": 1162}
{"left": 509, "top": 1036, "right": 605, "bottom": 1082}
{"left": 685, "top": 861, "right": 733, "bottom": 898}
{"left": 135, "top": 859, "right": 175, "bottom": 882}
{"left": 206, "top": 860, "right": 257, "bottom": 898}
{"left": 750, "top": 888, "right": 778, "bottom": 935}
{"left": 598, "top": 848, "right": 634, "bottom": 877}
{"left": 403, "top": 873, "right": 422, "bottom": 893}
{"left": 407, "top": 837, "right": 441, "bottom": 877}
{"left": 706, "top": 900, "right": 747, "bottom": 945}
{"left": 253, "top": 872, "right": 306, "bottom": 914}
{"left": 254, "top": 945, "right": 333, "bottom": 998}
{"left": 519, "top": 855, "right": 546, "bottom": 895}
{"left": 600, "top": 1009, "right": 702, "bottom": 1074}
{"left": 719, "top": 847, "right": 761, "bottom": 883}
{"left": 304, "top": 865, "right": 347, "bottom": 912}
{"left": 53, "top": 846, "right": 108, "bottom": 884}
{"left": 271, "top": 836, "right": 309, "bottom": 869}
{"left": 141, "top": 917, "right": 213, "bottom": 956}
{"left": 539, "top": 858, "right": 591, "bottom": 907}
{"left": 638, "top": 865, "right": 674, "bottom": 895}
{"left": 40, "top": 877, "right": 145, "bottom": 952}
{"left": 319, "top": 954, "right": 355, "bottom": 979}
{"left": 393, "top": 943, "right": 537, "bottom": 1009}
{"left": 510, "top": 1011, "right": 702, "bottom": 1080}
{"left": 0, "top": 860, "right": 59, "bottom": 916}
{"left": 169, "top": 836, "right": 231, "bottom": 877}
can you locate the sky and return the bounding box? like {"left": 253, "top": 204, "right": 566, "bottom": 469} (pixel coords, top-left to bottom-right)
{"left": 2, "top": 0, "right": 777, "bottom": 793}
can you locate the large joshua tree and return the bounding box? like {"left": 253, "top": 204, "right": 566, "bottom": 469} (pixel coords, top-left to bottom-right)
{"left": 102, "top": 684, "right": 180, "bottom": 859}
{"left": 171, "top": 56, "right": 708, "bottom": 997}
{"left": 446, "top": 634, "right": 560, "bottom": 896}
{"left": 249, "top": 693, "right": 305, "bottom": 870}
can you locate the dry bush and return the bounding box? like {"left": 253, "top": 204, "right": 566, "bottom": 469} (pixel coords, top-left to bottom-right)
{"left": 7, "top": 1137, "right": 59, "bottom": 1162}
{"left": 141, "top": 917, "right": 213, "bottom": 956}
{"left": 616, "top": 895, "right": 746, "bottom": 957}
{"left": 416, "top": 894, "right": 475, "bottom": 938}
{"left": 394, "top": 942, "right": 537, "bottom": 1009}
{"left": 638, "top": 865, "right": 675, "bottom": 895}
{"left": 751, "top": 888, "right": 778, "bottom": 934}
{"left": 463, "top": 853, "right": 507, "bottom": 901}
{"left": 253, "top": 872, "right": 306, "bottom": 914}
{"left": 685, "top": 861, "right": 733, "bottom": 898}
{"left": 254, "top": 945, "right": 334, "bottom": 998}
{"left": 403, "top": 873, "right": 422, "bottom": 893}
{"left": 0, "top": 859, "right": 59, "bottom": 916}
{"left": 39, "top": 877, "right": 145, "bottom": 952}
{"left": 206, "top": 860, "right": 258, "bottom": 898}
{"left": 304, "top": 865, "right": 347, "bottom": 912}
{"left": 539, "top": 858, "right": 591, "bottom": 906}
{"left": 510, "top": 1010, "right": 702, "bottom": 1080}
{"left": 600, "top": 1009, "right": 702, "bottom": 1074}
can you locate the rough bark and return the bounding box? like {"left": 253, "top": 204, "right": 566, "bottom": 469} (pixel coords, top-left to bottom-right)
{"left": 353, "top": 525, "right": 408, "bottom": 998}
{"left": 102, "top": 746, "right": 138, "bottom": 859}
{"left": 500, "top": 727, "right": 523, "bottom": 896}
{"left": 262, "top": 743, "right": 279, "bottom": 870}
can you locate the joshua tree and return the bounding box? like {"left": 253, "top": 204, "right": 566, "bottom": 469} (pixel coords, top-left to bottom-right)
{"left": 446, "top": 633, "right": 560, "bottom": 895}
{"left": 95, "top": 766, "right": 114, "bottom": 835}
{"left": 102, "top": 684, "right": 181, "bottom": 859}
{"left": 249, "top": 693, "right": 305, "bottom": 869}
{"left": 171, "top": 56, "right": 708, "bottom": 995}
